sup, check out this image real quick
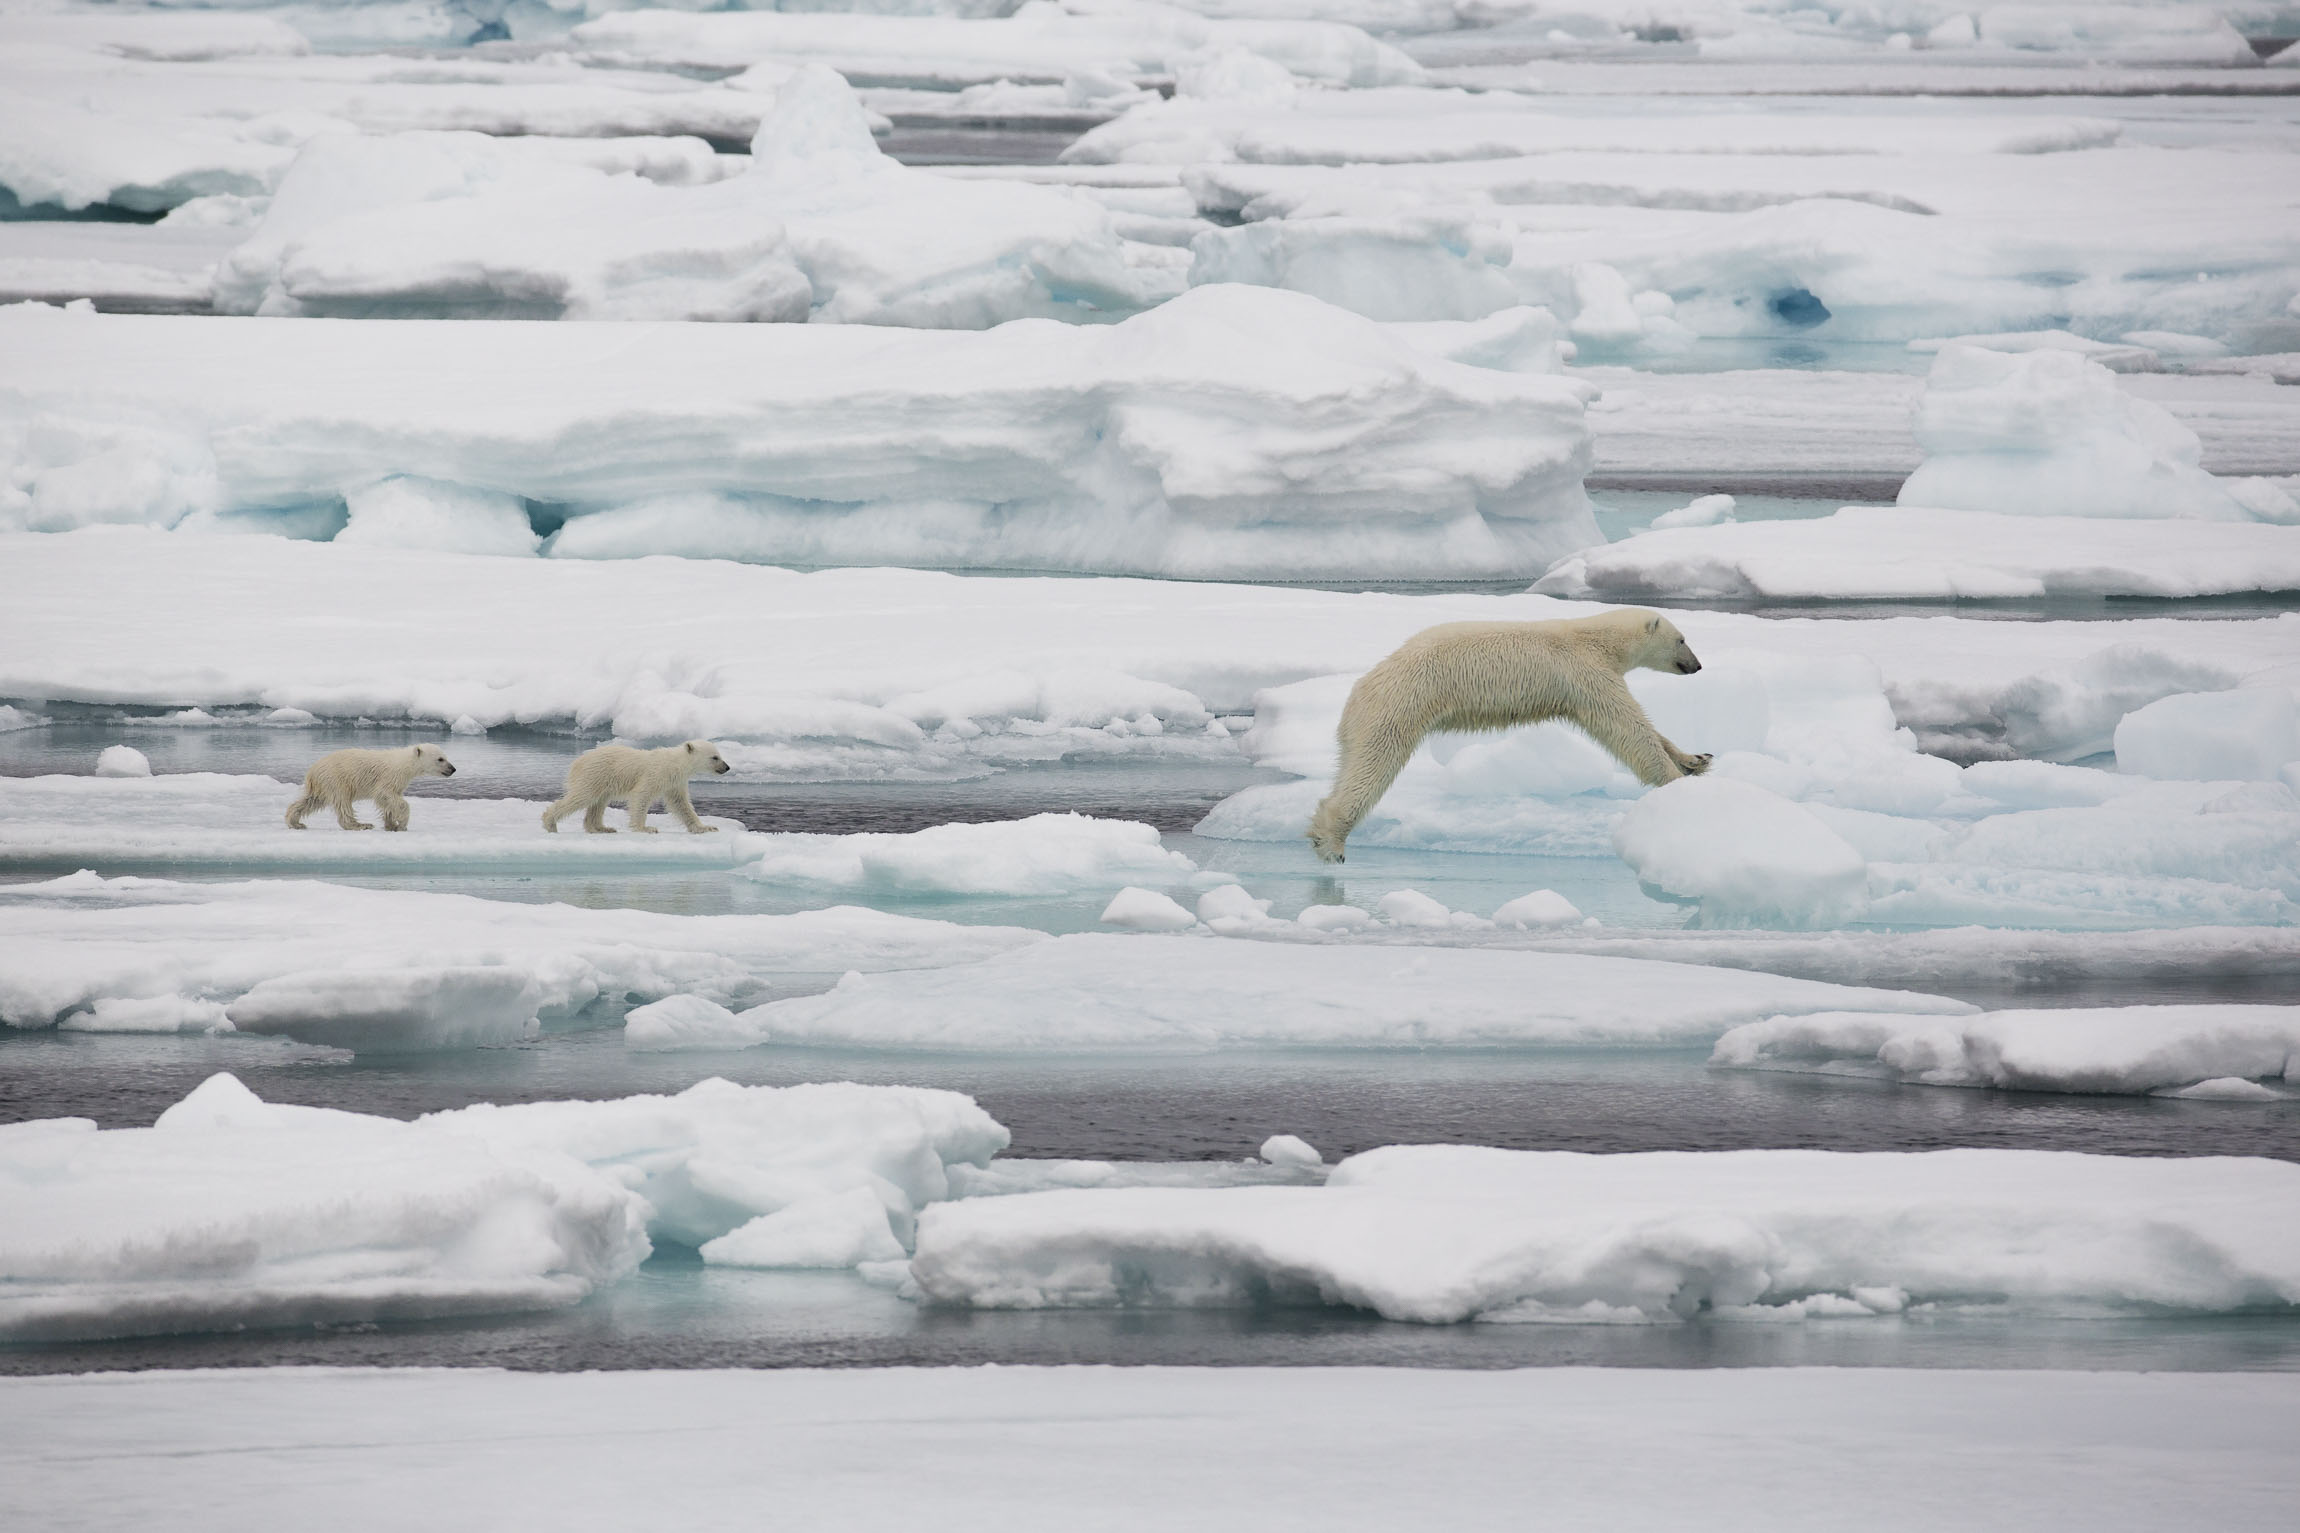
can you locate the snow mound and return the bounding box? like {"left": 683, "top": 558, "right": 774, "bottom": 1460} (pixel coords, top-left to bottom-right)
{"left": 2116, "top": 690, "right": 2300, "bottom": 783}
{"left": 699, "top": 1186, "right": 908, "bottom": 1270}
{"left": 93, "top": 745, "right": 151, "bottom": 778}
{"left": 0, "top": 1072, "right": 648, "bottom": 1343}
{"left": 0, "top": 871, "right": 1042, "bottom": 1033}
{"left": 0, "top": 292, "right": 1600, "bottom": 580}
{"left": 1712, "top": 1004, "right": 2300, "bottom": 1097}
{"left": 1537, "top": 507, "right": 2300, "bottom": 602}
{"left": 224, "top": 966, "right": 541, "bottom": 1053}
{"left": 735, "top": 933, "right": 1971, "bottom": 1052}
{"left": 622, "top": 994, "right": 759, "bottom": 1054}
{"left": 425, "top": 1076, "right": 1010, "bottom": 1251}
{"left": 742, "top": 813, "right": 1195, "bottom": 897}
{"left": 1613, "top": 777, "right": 1870, "bottom": 929}
{"left": 1897, "top": 346, "right": 2261, "bottom": 521}
{"left": 911, "top": 1144, "right": 2300, "bottom": 1323}
{"left": 1100, "top": 886, "right": 1200, "bottom": 932}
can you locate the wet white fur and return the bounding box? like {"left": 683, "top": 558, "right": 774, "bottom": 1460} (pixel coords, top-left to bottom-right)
{"left": 543, "top": 740, "right": 731, "bottom": 834}
{"left": 286, "top": 744, "right": 454, "bottom": 832}
{"left": 1308, "top": 608, "right": 1711, "bottom": 863}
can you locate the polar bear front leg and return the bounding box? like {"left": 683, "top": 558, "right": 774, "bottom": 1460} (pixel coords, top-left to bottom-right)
{"left": 1577, "top": 678, "right": 1685, "bottom": 787}
{"left": 1664, "top": 738, "right": 1713, "bottom": 776}
{"left": 331, "top": 788, "right": 373, "bottom": 831}
{"left": 666, "top": 782, "right": 715, "bottom": 833}
{"left": 378, "top": 790, "right": 412, "bottom": 832}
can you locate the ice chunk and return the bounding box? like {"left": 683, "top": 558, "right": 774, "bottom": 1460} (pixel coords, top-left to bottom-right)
{"left": 1376, "top": 889, "right": 1456, "bottom": 928}
{"left": 1100, "top": 886, "right": 1200, "bottom": 932}
{"left": 0, "top": 293, "right": 1599, "bottom": 579}
{"left": 1646, "top": 494, "right": 1735, "bottom": 532}
{"left": 736, "top": 934, "right": 1970, "bottom": 1052}
{"left": 1898, "top": 347, "right": 2253, "bottom": 521}
{"left": 1908, "top": 330, "right": 2160, "bottom": 373}
{"left": 2166, "top": 1077, "right": 2284, "bottom": 1102}
{"left": 742, "top": 813, "right": 1195, "bottom": 897}
{"left": 0, "top": 870, "right": 1042, "bottom": 1031}
{"left": 699, "top": 1187, "right": 906, "bottom": 1270}
{"left": 912, "top": 1143, "right": 2300, "bottom": 1323}
{"left": 224, "top": 966, "right": 541, "bottom": 1053}
{"left": 1295, "top": 903, "right": 1374, "bottom": 933}
{"left": 1259, "top": 1134, "right": 1323, "bottom": 1168}
{"left": 2116, "top": 690, "right": 2300, "bottom": 783}
{"left": 1712, "top": 1005, "right": 2300, "bottom": 1097}
{"left": 427, "top": 1077, "right": 1010, "bottom": 1250}
{"left": 57, "top": 994, "right": 231, "bottom": 1035}
{"left": 93, "top": 744, "right": 151, "bottom": 778}
{"left": 0, "top": 1073, "right": 648, "bottom": 1343}
{"left": 1613, "top": 778, "right": 1870, "bottom": 928}
{"left": 620, "top": 994, "right": 760, "bottom": 1054}
{"left": 1539, "top": 508, "right": 2300, "bottom": 602}
{"left": 1492, "top": 890, "right": 1583, "bottom": 929}
{"left": 337, "top": 476, "right": 538, "bottom": 558}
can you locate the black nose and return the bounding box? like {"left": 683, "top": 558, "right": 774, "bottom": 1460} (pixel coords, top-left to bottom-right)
{"left": 442, "top": 764, "right": 457, "bottom": 775}
{"left": 715, "top": 761, "right": 730, "bottom": 773}
{"left": 1681, "top": 660, "right": 1701, "bottom": 674}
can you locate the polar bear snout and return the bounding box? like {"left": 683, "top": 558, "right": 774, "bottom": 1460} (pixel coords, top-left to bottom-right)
{"left": 712, "top": 759, "right": 730, "bottom": 774}
{"left": 1676, "top": 655, "right": 1702, "bottom": 674}
{"left": 439, "top": 762, "right": 458, "bottom": 775}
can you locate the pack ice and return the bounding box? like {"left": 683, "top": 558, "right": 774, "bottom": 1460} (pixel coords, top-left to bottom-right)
{"left": 1713, "top": 1004, "right": 2300, "bottom": 1098}
{"left": 214, "top": 68, "right": 1181, "bottom": 326}
{"left": 0, "top": 871, "right": 1042, "bottom": 1048}
{"left": 911, "top": 1144, "right": 2300, "bottom": 1323}
{"left": 0, "top": 1070, "right": 1009, "bottom": 1340}
{"left": 0, "top": 288, "right": 1601, "bottom": 579}
{"left": 719, "top": 933, "right": 1975, "bottom": 1051}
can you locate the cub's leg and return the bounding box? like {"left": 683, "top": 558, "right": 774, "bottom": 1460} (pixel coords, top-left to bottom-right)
{"left": 627, "top": 793, "right": 659, "bottom": 833}
{"left": 541, "top": 793, "right": 578, "bottom": 832}
{"left": 581, "top": 791, "right": 616, "bottom": 833}
{"left": 666, "top": 782, "right": 714, "bottom": 833}
{"left": 285, "top": 787, "right": 323, "bottom": 830}
{"left": 378, "top": 789, "right": 411, "bottom": 832}
{"left": 331, "top": 786, "right": 373, "bottom": 831}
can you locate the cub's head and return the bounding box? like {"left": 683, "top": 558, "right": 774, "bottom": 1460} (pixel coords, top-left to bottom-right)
{"left": 411, "top": 743, "right": 456, "bottom": 777}
{"left": 684, "top": 740, "right": 732, "bottom": 776}
{"left": 1626, "top": 611, "right": 1702, "bottom": 676}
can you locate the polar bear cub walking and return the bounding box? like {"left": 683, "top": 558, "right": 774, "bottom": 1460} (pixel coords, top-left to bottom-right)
{"left": 286, "top": 744, "right": 457, "bottom": 831}
{"left": 544, "top": 740, "right": 731, "bottom": 834}
{"left": 1308, "top": 608, "right": 1712, "bottom": 864}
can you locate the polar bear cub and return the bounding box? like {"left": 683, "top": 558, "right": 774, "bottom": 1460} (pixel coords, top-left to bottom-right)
{"left": 1308, "top": 608, "right": 1712, "bottom": 864}
{"left": 287, "top": 743, "right": 457, "bottom": 832}
{"left": 544, "top": 740, "right": 731, "bottom": 834}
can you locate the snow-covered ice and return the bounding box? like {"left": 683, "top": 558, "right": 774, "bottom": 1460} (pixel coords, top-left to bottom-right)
{"left": 223, "top": 965, "right": 543, "bottom": 1053}
{"left": 2117, "top": 689, "right": 2300, "bottom": 783}
{"left": 1613, "top": 776, "right": 1871, "bottom": 928}
{"left": 740, "top": 812, "right": 1197, "bottom": 897}
{"left": 1536, "top": 507, "right": 2300, "bottom": 602}
{"left": 729, "top": 933, "right": 1974, "bottom": 1051}
{"left": 214, "top": 69, "right": 1176, "bottom": 326}
{"left": 6, "top": 1365, "right": 2297, "bottom": 1533}
{"left": 0, "top": 292, "right": 1600, "bottom": 579}
{"left": 913, "top": 1143, "right": 2300, "bottom": 1322}
{"left": 0, "top": 870, "right": 1042, "bottom": 1036}
{"left": 0, "top": 1072, "right": 647, "bottom": 1342}
{"left": 1711, "top": 1004, "right": 2300, "bottom": 1097}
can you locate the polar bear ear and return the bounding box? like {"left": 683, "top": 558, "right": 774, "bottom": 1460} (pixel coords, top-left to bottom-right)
{"left": 684, "top": 741, "right": 698, "bottom": 753}
{"left": 1645, "top": 616, "right": 1660, "bottom": 633}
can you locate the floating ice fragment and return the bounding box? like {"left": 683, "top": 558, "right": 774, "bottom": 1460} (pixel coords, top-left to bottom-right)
{"left": 224, "top": 966, "right": 541, "bottom": 1053}
{"left": 94, "top": 745, "right": 150, "bottom": 778}
{"left": 1259, "top": 1134, "right": 1323, "bottom": 1168}
{"left": 1295, "top": 904, "right": 1373, "bottom": 933}
{"left": 1613, "top": 777, "right": 1869, "bottom": 929}
{"left": 2116, "top": 690, "right": 2300, "bottom": 783}
{"left": 1646, "top": 494, "right": 1736, "bottom": 532}
{"left": 622, "top": 994, "right": 762, "bottom": 1053}
{"left": 1493, "top": 890, "right": 1583, "bottom": 929}
{"left": 1376, "top": 889, "right": 1454, "bottom": 928}
{"left": 1198, "top": 884, "right": 1273, "bottom": 924}
{"left": 1101, "top": 886, "right": 1199, "bottom": 933}
{"left": 700, "top": 1186, "right": 906, "bottom": 1269}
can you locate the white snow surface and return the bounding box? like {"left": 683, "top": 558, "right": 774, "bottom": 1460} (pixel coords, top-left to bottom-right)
{"left": 224, "top": 965, "right": 544, "bottom": 1053}
{"left": 0, "top": 870, "right": 1042, "bottom": 1034}
{"left": 6, "top": 534, "right": 2296, "bottom": 776}
{"left": 213, "top": 70, "right": 1174, "bottom": 326}
{"left": 2117, "top": 689, "right": 2300, "bottom": 782}
{"left": 1898, "top": 346, "right": 2274, "bottom": 521}
{"left": 0, "top": 1072, "right": 648, "bottom": 1343}
{"left": 1711, "top": 1004, "right": 2300, "bottom": 1096}
{"left": 740, "top": 812, "right": 1197, "bottom": 896}
{"left": 732, "top": 932, "right": 1974, "bottom": 1051}
{"left": 5, "top": 1365, "right": 2297, "bottom": 1533}
{"left": 1537, "top": 507, "right": 2300, "bottom": 602}
{"left": 0, "top": 293, "right": 1601, "bottom": 579}
{"left": 1613, "top": 776, "right": 1872, "bottom": 928}
{"left": 912, "top": 1143, "right": 2300, "bottom": 1323}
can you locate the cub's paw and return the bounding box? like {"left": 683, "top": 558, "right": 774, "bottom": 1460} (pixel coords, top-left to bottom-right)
{"left": 689, "top": 825, "right": 720, "bottom": 834}
{"left": 1679, "top": 753, "right": 1713, "bottom": 776}
{"left": 634, "top": 826, "right": 660, "bottom": 835}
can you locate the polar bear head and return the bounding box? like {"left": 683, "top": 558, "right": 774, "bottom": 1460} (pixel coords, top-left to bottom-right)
{"left": 410, "top": 743, "right": 457, "bottom": 777}
{"left": 1620, "top": 610, "right": 1702, "bottom": 676}
{"left": 684, "top": 740, "right": 732, "bottom": 776}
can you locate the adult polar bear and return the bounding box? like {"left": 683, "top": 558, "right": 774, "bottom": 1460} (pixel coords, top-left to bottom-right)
{"left": 1308, "top": 609, "right": 1711, "bottom": 863}
{"left": 544, "top": 739, "right": 731, "bottom": 834}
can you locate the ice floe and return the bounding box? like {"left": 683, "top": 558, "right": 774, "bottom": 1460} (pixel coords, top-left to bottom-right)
{"left": 0, "top": 1071, "right": 648, "bottom": 1343}
{"left": 1711, "top": 1003, "right": 2300, "bottom": 1097}
{"left": 728, "top": 933, "right": 1975, "bottom": 1051}
{"left": 1613, "top": 777, "right": 1871, "bottom": 928}
{"left": 912, "top": 1143, "right": 2300, "bottom": 1322}
{"left": 740, "top": 812, "right": 1198, "bottom": 897}
{"left": 1536, "top": 507, "right": 2300, "bottom": 602}
{"left": 2117, "top": 689, "right": 2300, "bottom": 782}
{"left": 0, "top": 870, "right": 1042, "bottom": 1037}
{"left": 214, "top": 69, "right": 1175, "bottom": 325}
{"left": 0, "top": 289, "right": 1599, "bottom": 578}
